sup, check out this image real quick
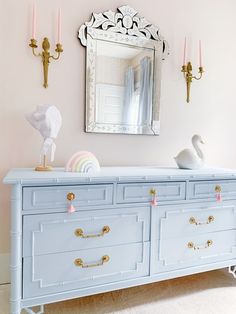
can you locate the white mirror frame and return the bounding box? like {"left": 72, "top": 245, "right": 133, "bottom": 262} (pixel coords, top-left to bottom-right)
{"left": 78, "top": 5, "right": 169, "bottom": 135}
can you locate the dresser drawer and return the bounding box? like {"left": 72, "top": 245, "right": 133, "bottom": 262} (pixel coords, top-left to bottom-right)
{"left": 188, "top": 180, "right": 236, "bottom": 201}
{"left": 23, "top": 242, "right": 150, "bottom": 298}
{"left": 152, "top": 229, "right": 236, "bottom": 274}
{"left": 23, "top": 184, "right": 113, "bottom": 210}
{"left": 117, "top": 182, "right": 185, "bottom": 204}
{"left": 153, "top": 202, "right": 236, "bottom": 239}
{"left": 23, "top": 206, "right": 150, "bottom": 257}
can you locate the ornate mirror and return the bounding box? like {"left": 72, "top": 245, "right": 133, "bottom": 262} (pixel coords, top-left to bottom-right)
{"left": 78, "top": 5, "right": 169, "bottom": 135}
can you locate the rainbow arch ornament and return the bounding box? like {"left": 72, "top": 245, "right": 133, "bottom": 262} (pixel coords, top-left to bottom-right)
{"left": 65, "top": 151, "right": 100, "bottom": 173}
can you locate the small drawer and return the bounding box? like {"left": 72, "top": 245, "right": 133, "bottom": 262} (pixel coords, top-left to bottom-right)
{"left": 117, "top": 182, "right": 186, "bottom": 204}
{"left": 23, "top": 242, "right": 150, "bottom": 298}
{"left": 23, "top": 206, "right": 150, "bottom": 257}
{"left": 152, "top": 229, "right": 236, "bottom": 274}
{"left": 153, "top": 202, "right": 236, "bottom": 239}
{"left": 188, "top": 180, "right": 236, "bottom": 201}
{"left": 23, "top": 184, "right": 113, "bottom": 211}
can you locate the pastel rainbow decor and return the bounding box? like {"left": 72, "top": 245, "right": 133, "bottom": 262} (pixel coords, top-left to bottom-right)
{"left": 65, "top": 151, "right": 100, "bottom": 173}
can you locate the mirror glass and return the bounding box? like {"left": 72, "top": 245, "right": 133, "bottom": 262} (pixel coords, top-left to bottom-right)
{"left": 96, "top": 40, "right": 154, "bottom": 128}
{"left": 78, "top": 5, "right": 168, "bottom": 135}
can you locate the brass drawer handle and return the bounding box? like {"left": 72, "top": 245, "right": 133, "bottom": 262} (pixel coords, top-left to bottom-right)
{"left": 74, "top": 226, "right": 110, "bottom": 238}
{"left": 188, "top": 239, "right": 213, "bottom": 250}
{"left": 67, "top": 192, "right": 75, "bottom": 201}
{"left": 215, "top": 185, "right": 222, "bottom": 202}
{"left": 150, "top": 188, "right": 157, "bottom": 206}
{"left": 74, "top": 255, "right": 110, "bottom": 268}
{"left": 189, "top": 215, "right": 214, "bottom": 225}
{"left": 215, "top": 185, "right": 222, "bottom": 193}
{"left": 149, "top": 188, "right": 157, "bottom": 196}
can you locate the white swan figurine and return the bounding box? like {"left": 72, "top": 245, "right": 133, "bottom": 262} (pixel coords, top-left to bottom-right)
{"left": 174, "top": 134, "right": 205, "bottom": 169}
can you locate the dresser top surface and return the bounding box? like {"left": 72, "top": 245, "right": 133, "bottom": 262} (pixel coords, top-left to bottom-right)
{"left": 3, "top": 167, "right": 236, "bottom": 185}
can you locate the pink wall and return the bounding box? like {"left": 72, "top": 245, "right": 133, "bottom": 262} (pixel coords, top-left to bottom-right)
{"left": 1, "top": 0, "right": 236, "bottom": 278}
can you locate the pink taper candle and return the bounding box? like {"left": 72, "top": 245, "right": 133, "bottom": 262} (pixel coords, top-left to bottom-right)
{"left": 183, "top": 37, "right": 187, "bottom": 65}
{"left": 57, "top": 8, "right": 61, "bottom": 43}
{"left": 32, "top": 3, "right": 36, "bottom": 39}
{"left": 199, "top": 40, "right": 202, "bottom": 67}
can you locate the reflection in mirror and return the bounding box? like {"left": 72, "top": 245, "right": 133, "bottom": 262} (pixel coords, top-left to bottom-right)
{"left": 78, "top": 5, "right": 169, "bottom": 135}
{"left": 96, "top": 40, "right": 154, "bottom": 128}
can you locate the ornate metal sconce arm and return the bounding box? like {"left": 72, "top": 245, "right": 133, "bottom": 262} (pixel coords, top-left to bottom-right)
{"left": 50, "top": 43, "right": 63, "bottom": 61}
{"left": 29, "top": 38, "right": 63, "bottom": 88}
{"left": 193, "top": 67, "right": 204, "bottom": 80}
{"left": 29, "top": 39, "right": 41, "bottom": 57}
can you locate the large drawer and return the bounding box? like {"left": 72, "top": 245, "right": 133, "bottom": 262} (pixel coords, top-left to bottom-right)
{"left": 23, "top": 242, "right": 150, "bottom": 298}
{"left": 188, "top": 180, "right": 236, "bottom": 201}
{"left": 117, "top": 182, "right": 186, "bottom": 204}
{"left": 152, "top": 229, "right": 236, "bottom": 274}
{"left": 23, "top": 184, "right": 113, "bottom": 211}
{"left": 153, "top": 202, "right": 236, "bottom": 239}
{"left": 23, "top": 206, "right": 150, "bottom": 257}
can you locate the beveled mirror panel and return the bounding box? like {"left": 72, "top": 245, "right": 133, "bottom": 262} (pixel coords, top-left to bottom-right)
{"left": 78, "top": 5, "right": 169, "bottom": 135}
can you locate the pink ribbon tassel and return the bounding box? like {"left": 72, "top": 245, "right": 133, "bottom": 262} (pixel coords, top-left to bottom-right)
{"left": 68, "top": 203, "right": 75, "bottom": 213}
{"left": 151, "top": 196, "right": 158, "bottom": 206}
{"left": 216, "top": 193, "right": 222, "bottom": 202}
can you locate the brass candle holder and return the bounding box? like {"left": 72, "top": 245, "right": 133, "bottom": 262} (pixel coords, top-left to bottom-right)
{"left": 181, "top": 62, "right": 204, "bottom": 103}
{"left": 29, "top": 37, "right": 63, "bottom": 88}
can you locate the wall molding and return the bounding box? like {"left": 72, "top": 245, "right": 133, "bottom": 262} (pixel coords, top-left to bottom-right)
{"left": 0, "top": 253, "right": 10, "bottom": 284}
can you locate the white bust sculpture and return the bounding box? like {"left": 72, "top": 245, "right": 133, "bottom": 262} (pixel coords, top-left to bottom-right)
{"left": 26, "top": 104, "right": 62, "bottom": 171}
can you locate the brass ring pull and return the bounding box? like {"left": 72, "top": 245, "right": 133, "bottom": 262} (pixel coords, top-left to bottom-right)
{"left": 74, "top": 226, "right": 110, "bottom": 238}
{"left": 189, "top": 215, "right": 214, "bottom": 225}
{"left": 149, "top": 188, "right": 157, "bottom": 196}
{"left": 74, "top": 255, "right": 110, "bottom": 268}
{"left": 67, "top": 192, "right": 75, "bottom": 201}
{"left": 215, "top": 185, "right": 222, "bottom": 193}
{"left": 188, "top": 239, "right": 213, "bottom": 250}
{"left": 149, "top": 188, "right": 158, "bottom": 206}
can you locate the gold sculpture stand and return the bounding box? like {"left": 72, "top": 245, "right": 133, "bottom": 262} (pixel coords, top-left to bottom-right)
{"left": 35, "top": 155, "right": 52, "bottom": 171}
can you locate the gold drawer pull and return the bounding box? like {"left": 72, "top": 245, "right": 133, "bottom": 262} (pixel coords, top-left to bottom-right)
{"left": 149, "top": 188, "right": 157, "bottom": 196}
{"left": 189, "top": 215, "right": 214, "bottom": 225}
{"left": 67, "top": 192, "right": 75, "bottom": 201}
{"left": 188, "top": 239, "right": 213, "bottom": 250}
{"left": 215, "top": 185, "right": 222, "bottom": 193}
{"left": 215, "top": 185, "right": 222, "bottom": 202}
{"left": 74, "top": 255, "right": 110, "bottom": 268}
{"left": 150, "top": 188, "right": 157, "bottom": 206}
{"left": 74, "top": 226, "right": 110, "bottom": 238}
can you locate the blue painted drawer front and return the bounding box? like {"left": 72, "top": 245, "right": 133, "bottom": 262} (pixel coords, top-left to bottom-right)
{"left": 23, "top": 206, "right": 150, "bottom": 257}
{"left": 23, "top": 242, "right": 150, "bottom": 298}
{"left": 117, "top": 182, "right": 186, "bottom": 204}
{"left": 188, "top": 180, "right": 236, "bottom": 200}
{"left": 23, "top": 184, "right": 113, "bottom": 210}
{"left": 152, "top": 202, "right": 236, "bottom": 239}
{"left": 151, "top": 229, "right": 236, "bottom": 274}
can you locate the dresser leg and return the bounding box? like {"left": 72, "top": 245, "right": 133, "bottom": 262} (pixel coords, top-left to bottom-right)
{"left": 10, "top": 184, "right": 22, "bottom": 314}
{"left": 24, "top": 305, "right": 44, "bottom": 314}
{"left": 10, "top": 300, "right": 21, "bottom": 314}
{"left": 228, "top": 266, "right": 236, "bottom": 278}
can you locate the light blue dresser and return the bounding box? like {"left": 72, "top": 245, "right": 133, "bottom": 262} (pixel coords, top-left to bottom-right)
{"left": 4, "top": 167, "right": 236, "bottom": 314}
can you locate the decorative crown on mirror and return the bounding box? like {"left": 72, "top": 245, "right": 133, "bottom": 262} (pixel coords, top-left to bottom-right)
{"left": 78, "top": 5, "right": 169, "bottom": 59}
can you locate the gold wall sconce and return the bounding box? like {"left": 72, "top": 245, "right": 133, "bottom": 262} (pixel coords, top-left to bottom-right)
{"left": 29, "top": 6, "right": 63, "bottom": 88}
{"left": 29, "top": 38, "right": 63, "bottom": 88}
{"left": 181, "top": 38, "right": 204, "bottom": 103}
